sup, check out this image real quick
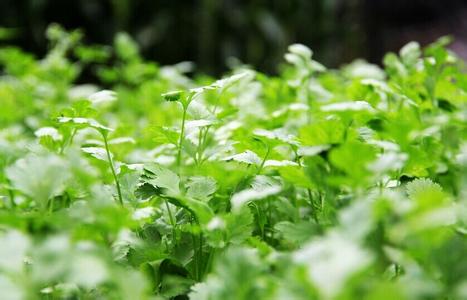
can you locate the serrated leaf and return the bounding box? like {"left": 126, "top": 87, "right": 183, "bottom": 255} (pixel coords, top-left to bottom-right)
{"left": 231, "top": 185, "right": 281, "bottom": 211}
{"left": 162, "top": 90, "right": 183, "bottom": 102}
{"left": 57, "top": 117, "right": 113, "bottom": 132}
{"left": 223, "top": 150, "right": 261, "bottom": 166}
{"left": 6, "top": 154, "right": 70, "bottom": 209}
{"left": 34, "top": 127, "right": 62, "bottom": 141}
{"left": 143, "top": 163, "right": 180, "bottom": 196}
{"left": 320, "top": 101, "right": 374, "bottom": 112}
{"left": 297, "top": 145, "right": 330, "bottom": 157}
{"left": 186, "top": 176, "right": 217, "bottom": 201}
{"left": 185, "top": 119, "right": 216, "bottom": 129}
{"left": 88, "top": 89, "right": 117, "bottom": 106}
{"left": 399, "top": 41, "right": 421, "bottom": 66}
{"left": 81, "top": 146, "right": 109, "bottom": 161}
{"left": 263, "top": 160, "right": 298, "bottom": 168}
{"left": 275, "top": 221, "right": 317, "bottom": 245}
{"left": 253, "top": 128, "right": 299, "bottom": 146}
{"left": 406, "top": 178, "right": 448, "bottom": 212}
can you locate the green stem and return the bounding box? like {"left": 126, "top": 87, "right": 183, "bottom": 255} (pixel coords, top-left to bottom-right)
{"left": 177, "top": 105, "right": 188, "bottom": 169}
{"left": 198, "top": 231, "right": 203, "bottom": 281}
{"left": 5, "top": 178, "right": 15, "bottom": 209}
{"left": 48, "top": 197, "right": 54, "bottom": 213}
{"left": 197, "top": 91, "right": 225, "bottom": 165}
{"left": 191, "top": 219, "right": 198, "bottom": 280}
{"left": 190, "top": 215, "right": 204, "bottom": 281}
{"left": 250, "top": 202, "right": 265, "bottom": 239}
{"left": 203, "top": 247, "right": 216, "bottom": 279}
{"left": 102, "top": 133, "right": 123, "bottom": 206}
{"left": 267, "top": 198, "right": 273, "bottom": 240}
{"left": 165, "top": 199, "right": 177, "bottom": 245}
{"left": 257, "top": 146, "right": 271, "bottom": 175}
{"left": 8, "top": 189, "right": 15, "bottom": 208}
{"left": 196, "top": 127, "right": 204, "bottom": 165}
{"left": 60, "top": 128, "right": 77, "bottom": 154}
{"left": 307, "top": 188, "right": 319, "bottom": 223}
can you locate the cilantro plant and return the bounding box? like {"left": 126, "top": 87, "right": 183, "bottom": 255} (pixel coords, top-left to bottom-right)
{"left": 0, "top": 25, "right": 466, "bottom": 299}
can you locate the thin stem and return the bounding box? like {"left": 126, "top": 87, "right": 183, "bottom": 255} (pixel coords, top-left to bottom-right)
{"left": 191, "top": 219, "right": 198, "bottom": 280}
{"left": 48, "top": 198, "right": 54, "bottom": 213}
{"left": 307, "top": 189, "right": 319, "bottom": 224}
{"left": 196, "top": 127, "right": 204, "bottom": 165}
{"left": 212, "top": 89, "right": 225, "bottom": 114}
{"left": 257, "top": 146, "right": 271, "bottom": 175}
{"left": 165, "top": 199, "right": 177, "bottom": 245}
{"left": 267, "top": 198, "right": 273, "bottom": 240}
{"left": 60, "top": 127, "right": 77, "bottom": 154}
{"left": 177, "top": 104, "right": 188, "bottom": 169}
{"left": 198, "top": 231, "right": 203, "bottom": 281}
{"left": 102, "top": 133, "right": 123, "bottom": 206}
{"left": 5, "top": 178, "right": 15, "bottom": 209}
{"left": 8, "top": 189, "right": 15, "bottom": 208}
{"left": 203, "top": 247, "right": 216, "bottom": 279}
{"left": 250, "top": 202, "right": 265, "bottom": 239}
{"left": 197, "top": 90, "right": 225, "bottom": 166}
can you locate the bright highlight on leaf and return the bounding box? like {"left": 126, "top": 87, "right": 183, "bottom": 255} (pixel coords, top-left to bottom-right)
{"left": 231, "top": 185, "right": 281, "bottom": 211}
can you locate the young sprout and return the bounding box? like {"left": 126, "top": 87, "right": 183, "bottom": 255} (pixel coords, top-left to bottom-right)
{"left": 162, "top": 71, "right": 254, "bottom": 168}
{"left": 162, "top": 90, "right": 194, "bottom": 169}
{"left": 57, "top": 116, "right": 123, "bottom": 206}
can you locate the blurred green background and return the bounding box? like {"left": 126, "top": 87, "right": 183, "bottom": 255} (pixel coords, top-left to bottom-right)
{"left": 1, "top": 0, "right": 466, "bottom": 75}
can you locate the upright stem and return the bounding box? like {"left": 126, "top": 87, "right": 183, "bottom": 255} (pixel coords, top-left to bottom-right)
{"left": 203, "top": 247, "right": 216, "bottom": 279}
{"left": 191, "top": 218, "right": 199, "bottom": 280}
{"left": 102, "top": 133, "right": 123, "bottom": 206}
{"left": 60, "top": 128, "right": 77, "bottom": 154}
{"left": 177, "top": 105, "right": 188, "bottom": 169}
{"left": 257, "top": 146, "right": 271, "bottom": 175}
{"left": 5, "top": 178, "right": 15, "bottom": 209}
{"left": 165, "top": 199, "right": 177, "bottom": 245}
{"left": 308, "top": 189, "right": 319, "bottom": 224}
{"left": 197, "top": 91, "right": 224, "bottom": 165}
{"left": 48, "top": 197, "right": 55, "bottom": 213}
{"left": 198, "top": 231, "right": 203, "bottom": 281}
{"left": 196, "top": 128, "right": 204, "bottom": 165}
{"left": 294, "top": 146, "right": 319, "bottom": 224}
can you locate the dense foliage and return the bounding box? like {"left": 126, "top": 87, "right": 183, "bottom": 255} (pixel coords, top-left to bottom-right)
{"left": 0, "top": 25, "right": 466, "bottom": 299}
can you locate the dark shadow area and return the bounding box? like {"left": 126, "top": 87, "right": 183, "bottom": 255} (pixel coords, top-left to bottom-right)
{"left": 0, "top": 0, "right": 466, "bottom": 75}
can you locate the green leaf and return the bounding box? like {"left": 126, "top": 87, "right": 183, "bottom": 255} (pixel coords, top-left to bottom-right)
{"left": 186, "top": 176, "right": 217, "bottom": 201}
{"left": 151, "top": 126, "right": 179, "bottom": 145}
{"left": 253, "top": 128, "right": 299, "bottom": 146}
{"left": 278, "top": 166, "right": 314, "bottom": 189}
{"left": 189, "top": 247, "right": 268, "bottom": 300}
{"left": 143, "top": 163, "right": 180, "bottom": 196}
{"left": 225, "top": 206, "right": 254, "bottom": 245}
{"left": 162, "top": 90, "right": 183, "bottom": 102}
{"left": 320, "top": 101, "right": 374, "bottom": 113}
{"left": 57, "top": 117, "right": 113, "bottom": 133}
{"left": 275, "top": 221, "right": 317, "bottom": 245}
{"left": 6, "top": 154, "right": 70, "bottom": 209}
{"left": 399, "top": 41, "right": 421, "bottom": 67}
{"left": 223, "top": 150, "right": 262, "bottom": 166}
{"left": 293, "top": 233, "right": 372, "bottom": 298}
{"left": 329, "top": 141, "right": 377, "bottom": 184}
{"left": 231, "top": 185, "right": 281, "bottom": 211}
{"left": 114, "top": 32, "right": 139, "bottom": 61}
{"left": 88, "top": 90, "right": 117, "bottom": 106}
{"left": 81, "top": 147, "right": 109, "bottom": 161}
{"left": 406, "top": 178, "right": 448, "bottom": 212}
{"left": 299, "top": 119, "right": 345, "bottom": 146}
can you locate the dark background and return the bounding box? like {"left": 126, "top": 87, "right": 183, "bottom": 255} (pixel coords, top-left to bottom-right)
{"left": 1, "top": 0, "right": 467, "bottom": 75}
